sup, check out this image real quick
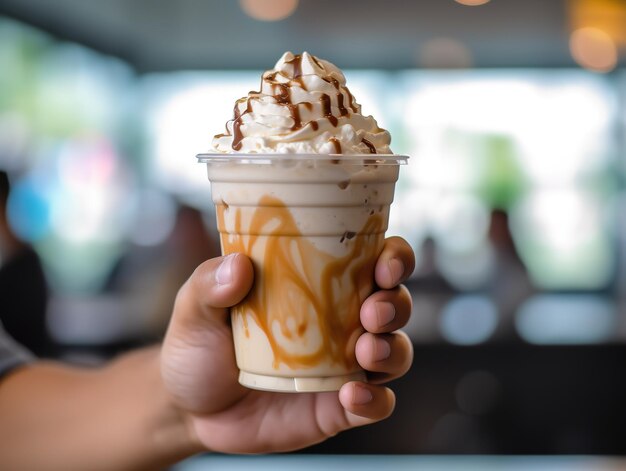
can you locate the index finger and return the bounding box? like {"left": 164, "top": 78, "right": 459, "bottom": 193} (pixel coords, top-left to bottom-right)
{"left": 374, "top": 236, "right": 415, "bottom": 289}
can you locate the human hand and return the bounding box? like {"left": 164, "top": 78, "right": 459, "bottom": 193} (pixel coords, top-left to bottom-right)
{"left": 161, "top": 236, "right": 415, "bottom": 453}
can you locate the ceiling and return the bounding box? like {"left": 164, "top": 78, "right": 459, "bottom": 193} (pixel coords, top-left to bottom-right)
{"left": 0, "top": 0, "right": 623, "bottom": 72}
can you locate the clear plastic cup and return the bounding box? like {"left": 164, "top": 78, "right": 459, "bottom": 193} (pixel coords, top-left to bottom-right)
{"left": 197, "top": 153, "right": 408, "bottom": 392}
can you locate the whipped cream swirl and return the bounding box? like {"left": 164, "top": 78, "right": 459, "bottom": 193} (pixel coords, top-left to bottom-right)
{"left": 212, "top": 52, "right": 392, "bottom": 154}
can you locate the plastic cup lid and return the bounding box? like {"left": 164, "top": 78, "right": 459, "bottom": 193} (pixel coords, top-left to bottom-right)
{"left": 196, "top": 153, "right": 408, "bottom": 165}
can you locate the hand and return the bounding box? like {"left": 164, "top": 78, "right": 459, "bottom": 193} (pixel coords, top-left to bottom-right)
{"left": 161, "top": 236, "right": 415, "bottom": 454}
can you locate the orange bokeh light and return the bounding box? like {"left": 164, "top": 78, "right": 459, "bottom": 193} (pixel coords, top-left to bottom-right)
{"left": 239, "top": 0, "right": 299, "bottom": 22}
{"left": 454, "top": 0, "right": 491, "bottom": 6}
{"left": 419, "top": 38, "right": 473, "bottom": 69}
{"left": 570, "top": 27, "right": 617, "bottom": 73}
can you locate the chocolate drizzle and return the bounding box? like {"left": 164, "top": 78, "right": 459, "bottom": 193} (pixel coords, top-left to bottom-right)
{"left": 337, "top": 93, "right": 348, "bottom": 117}
{"left": 289, "top": 54, "right": 303, "bottom": 79}
{"left": 310, "top": 54, "right": 324, "bottom": 69}
{"left": 232, "top": 102, "right": 244, "bottom": 151}
{"left": 347, "top": 90, "right": 359, "bottom": 113}
{"left": 330, "top": 77, "right": 357, "bottom": 115}
{"left": 274, "top": 82, "right": 290, "bottom": 103}
{"left": 321, "top": 94, "right": 338, "bottom": 127}
{"left": 290, "top": 105, "right": 301, "bottom": 130}
{"left": 329, "top": 137, "right": 341, "bottom": 154}
{"left": 340, "top": 231, "right": 357, "bottom": 243}
{"left": 361, "top": 138, "right": 377, "bottom": 154}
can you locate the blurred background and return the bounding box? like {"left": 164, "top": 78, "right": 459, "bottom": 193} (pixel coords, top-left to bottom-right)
{"left": 0, "top": 0, "right": 625, "bottom": 459}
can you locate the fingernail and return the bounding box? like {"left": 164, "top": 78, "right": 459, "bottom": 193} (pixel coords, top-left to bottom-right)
{"left": 388, "top": 257, "right": 405, "bottom": 285}
{"left": 375, "top": 302, "right": 396, "bottom": 328}
{"left": 216, "top": 254, "right": 236, "bottom": 286}
{"left": 353, "top": 384, "right": 373, "bottom": 405}
{"left": 374, "top": 337, "right": 391, "bottom": 361}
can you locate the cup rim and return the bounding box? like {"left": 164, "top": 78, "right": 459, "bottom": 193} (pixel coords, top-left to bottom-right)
{"left": 196, "top": 153, "right": 408, "bottom": 165}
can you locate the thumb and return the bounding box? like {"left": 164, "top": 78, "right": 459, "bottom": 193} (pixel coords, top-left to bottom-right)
{"left": 161, "top": 253, "right": 254, "bottom": 413}
{"left": 172, "top": 253, "right": 254, "bottom": 332}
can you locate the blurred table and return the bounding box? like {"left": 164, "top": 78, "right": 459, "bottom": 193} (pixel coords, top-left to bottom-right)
{"left": 174, "top": 455, "right": 626, "bottom": 471}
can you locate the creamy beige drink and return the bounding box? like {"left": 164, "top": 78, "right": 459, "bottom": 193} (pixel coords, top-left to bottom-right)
{"left": 199, "top": 52, "right": 406, "bottom": 392}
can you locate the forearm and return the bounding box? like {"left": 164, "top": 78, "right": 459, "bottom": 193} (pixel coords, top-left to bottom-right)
{"left": 0, "top": 347, "right": 203, "bottom": 471}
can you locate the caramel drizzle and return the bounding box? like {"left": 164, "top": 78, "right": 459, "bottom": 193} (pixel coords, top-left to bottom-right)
{"left": 217, "top": 196, "right": 384, "bottom": 370}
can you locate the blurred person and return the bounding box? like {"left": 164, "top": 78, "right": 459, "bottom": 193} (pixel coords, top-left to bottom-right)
{"left": 404, "top": 236, "right": 455, "bottom": 342}
{"left": 149, "top": 204, "right": 220, "bottom": 334}
{"left": 0, "top": 170, "right": 50, "bottom": 356}
{"left": 411, "top": 236, "right": 454, "bottom": 293}
{"left": 0, "top": 238, "right": 415, "bottom": 469}
{"left": 487, "top": 208, "right": 534, "bottom": 326}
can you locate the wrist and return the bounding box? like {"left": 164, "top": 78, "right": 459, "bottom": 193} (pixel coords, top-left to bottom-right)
{"left": 155, "top": 348, "right": 207, "bottom": 457}
{"left": 98, "top": 346, "right": 206, "bottom": 467}
{"left": 165, "top": 393, "right": 206, "bottom": 455}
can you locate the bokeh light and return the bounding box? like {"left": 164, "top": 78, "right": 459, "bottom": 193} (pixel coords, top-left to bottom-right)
{"left": 455, "top": 0, "right": 491, "bottom": 5}
{"left": 513, "top": 189, "right": 613, "bottom": 290}
{"left": 127, "top": 188, "right": 177, "bottom": 247}
{"left": 440, "top": 295, "right": 498, "bottom": 345}
{"left": 7, "top": 176, "right": 51, "bottom": 242}
{"left": 143, "top": 72, "right": 257, "bottom": 209}
{"left": 570, "top": 27, "right": 618, "bottom": 73}
{"left": 516, "top": 295, "right": 616, "bottom": 344}
{"left": 239, "top": 0, "right": 299, "bottom": 22}
{"left": 419, "top": 38, "right": 473, "bottom": 69}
